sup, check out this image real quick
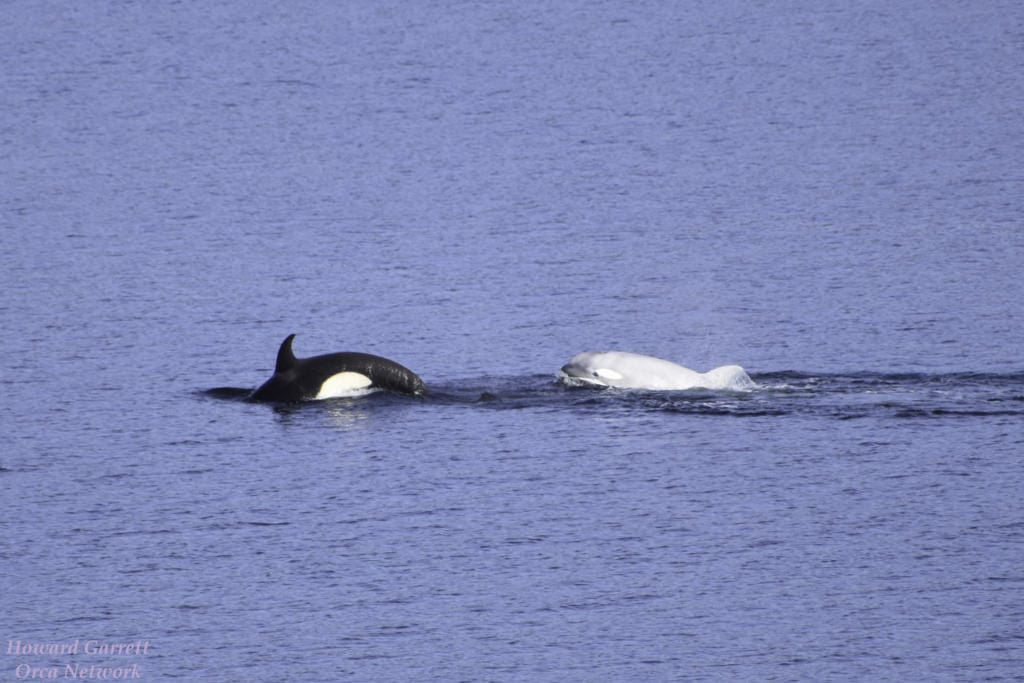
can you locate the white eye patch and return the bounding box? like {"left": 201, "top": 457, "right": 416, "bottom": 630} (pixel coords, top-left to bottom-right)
{"left": 316, "top": 372, "right": 374, "bottom": 399}
{"left": 593, "top": 368, "right": 624, "bottom": 380}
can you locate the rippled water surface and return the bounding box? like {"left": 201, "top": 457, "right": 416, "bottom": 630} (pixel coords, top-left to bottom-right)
{"left": 2, "top": 1, "right": 1023, "bottom": 681}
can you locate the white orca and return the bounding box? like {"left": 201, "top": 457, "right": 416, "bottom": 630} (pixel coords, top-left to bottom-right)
{"left": 559, "top": 351, "right": 755, "bottom": 391}
{"left": 247, "top": 334, "right": 425, "bottom": 402}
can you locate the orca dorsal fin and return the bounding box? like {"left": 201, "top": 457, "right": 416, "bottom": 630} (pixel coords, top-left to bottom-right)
{"left": 275, "top": 334, "right": 298, "bottom": 372}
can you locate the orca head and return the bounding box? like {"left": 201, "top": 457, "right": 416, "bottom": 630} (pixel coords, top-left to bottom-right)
{"left": 559, "top": 355, "right": 612, "bottom": 386}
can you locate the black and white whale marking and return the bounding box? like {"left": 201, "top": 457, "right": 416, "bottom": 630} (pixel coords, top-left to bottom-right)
{"left": 247, "top": 334, "right": 425, "bottom": 402}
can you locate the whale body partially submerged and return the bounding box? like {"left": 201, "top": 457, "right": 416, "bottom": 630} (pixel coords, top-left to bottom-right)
{"left": 247, "top": 334, "right": 425, "bottom": 402}
{"left": 559, "top": 351, "right": 755, "bottom": 391}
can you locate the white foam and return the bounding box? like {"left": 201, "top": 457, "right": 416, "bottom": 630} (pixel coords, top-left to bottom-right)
{"left": 698, "top": 364, "right": 757, "bottom": 391}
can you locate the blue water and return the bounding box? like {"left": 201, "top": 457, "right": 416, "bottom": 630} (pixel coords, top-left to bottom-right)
{"left": 3, "top": 1, "right": 1023, "bottom": 681}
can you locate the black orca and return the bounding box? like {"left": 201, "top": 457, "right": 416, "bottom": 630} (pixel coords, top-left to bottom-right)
{"left": 247, "top": 334, "right": 425, "bottom": 402}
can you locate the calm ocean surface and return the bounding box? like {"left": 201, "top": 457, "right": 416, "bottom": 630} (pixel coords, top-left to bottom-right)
{"left": 2, "top": 1, "right": 1023, "bottom": 681}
